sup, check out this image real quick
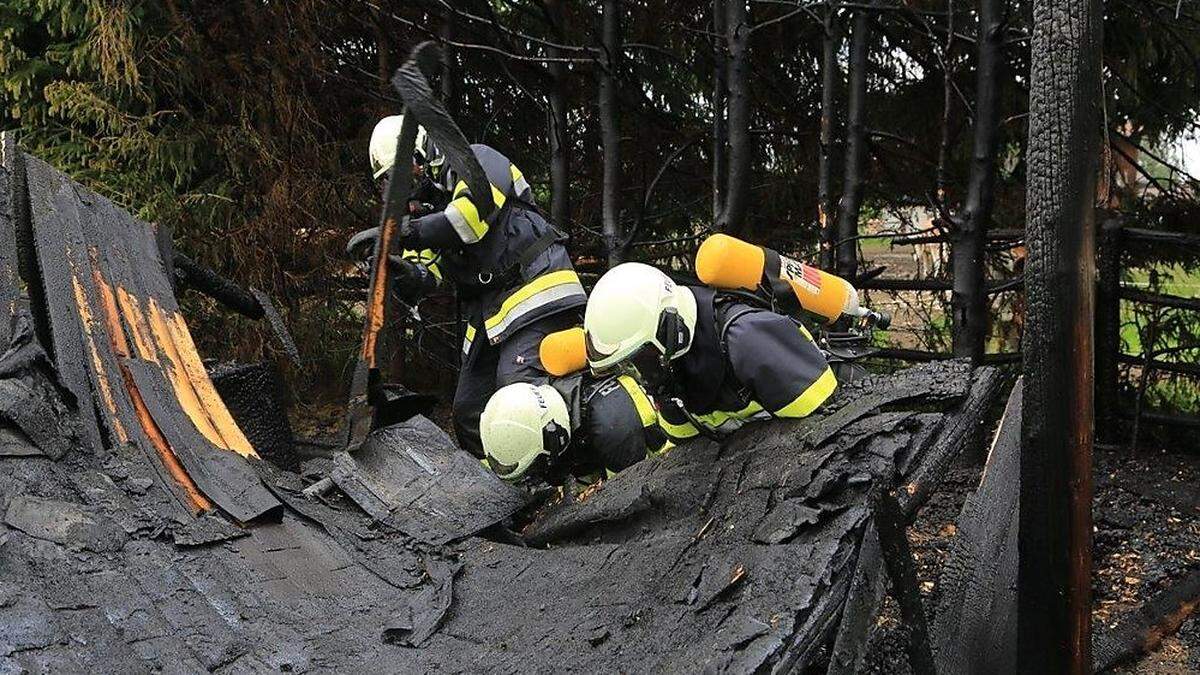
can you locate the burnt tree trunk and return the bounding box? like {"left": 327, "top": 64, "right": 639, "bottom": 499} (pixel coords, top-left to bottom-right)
{"left": 1019, "top": 0, "right": 1102, "bottom": 668}
{"left": 951, "top": 0, "right": 1005, "bottom": 362}
{"left": 717, "top": 0, "right": 751, "bottom": 234}
{"left": 440, "top": 9, "right": 457, "bottom": 117}
{"left": 837, "top": 4, "right": 873, "bottom": 279}
{"left": 372, "top": 8, "right": 392, "bottom": 95}
{"left": 546, "top": 0, "right": 572, "bottom": 229}
{"left": 818, "top": 2, "right": 842, "bottom": 272}
{"left": 712, "top": 0, "right": 728, "bottom": 222}
{"left": 936, "top": 0, "right": 955, "bottom": 204}
{"left": 598, "top": 0, "right": 623, "bottom": 266}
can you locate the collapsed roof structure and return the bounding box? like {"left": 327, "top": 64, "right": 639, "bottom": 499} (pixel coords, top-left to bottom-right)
{"left": 0, "top": 131, "right": 1019, "bottom": 670}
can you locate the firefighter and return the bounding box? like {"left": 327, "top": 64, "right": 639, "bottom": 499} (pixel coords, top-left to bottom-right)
{"left": 479, "top": 372, "right": 663, "bottom": 484}
{"left": 583, "top": 262, "right": 837, "bottom": 441}
{"left": 347, "top": 115, "right": 585, "bottom": 457}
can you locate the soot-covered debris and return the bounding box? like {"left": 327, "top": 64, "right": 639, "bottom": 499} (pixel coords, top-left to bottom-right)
{"left": 0, "top": 140, "right": 1023, "bottom": 671}
{"left": 0, "top": 356, "right": 1000, "bottom": 671}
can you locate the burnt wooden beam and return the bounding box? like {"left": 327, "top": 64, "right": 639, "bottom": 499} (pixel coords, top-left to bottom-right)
{"left": 858, "top": 276, "right": 1021, "bottom": 294}
{"left": 874, "top": 488, "right": 936, "bottom": 674}
{"left": 1118, "top": 408, "right": 1200, "bottom": 429}
{"left": 828, "top": 525, "right": 886, "bottom": 675}
{"left": 1093, "top": 569, "right": 1200, "bottom": 673}
{"left": 899, "top": 366, "right": 1004, "bottom": 520}
{"left": 1120, "top": 287, "right": 1200, "bottom": 313}
{"left": 1020, "top": 0, "right": 1101, "bottom": 666}
{"left": 872, "top": 348, "right": 1020, "bottom": 365}
{"left": 836, "top": 0, "right": 874, "bottom": 279}
{"left": 933, "top": 380, "right": 1021, "bottom": 673}
{"left": 1116, "top": 352, "right": 1200, "bottom": 378}
{"left": 173, "top": 253, "right": 265, "bottom": 319}
{"left": 1122, "top": 226, "right": 1200, "bottom": 248}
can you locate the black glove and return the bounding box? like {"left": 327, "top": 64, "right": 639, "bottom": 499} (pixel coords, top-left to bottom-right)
{"left": 346, "top": 227, "right": 378, "bottom": 261}
{"left": 388, "top": 256, "right": 439, "bottom": 304}
{"left": 347, "top": 219, "right": 422, "bottom": 261}
{"left": 408, "top": 201, "right": 437, "bottom": 218}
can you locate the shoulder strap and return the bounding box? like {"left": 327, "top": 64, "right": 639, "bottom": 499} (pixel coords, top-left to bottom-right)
{"left": 514, "top": 226, "right": 564, "bottom": 270}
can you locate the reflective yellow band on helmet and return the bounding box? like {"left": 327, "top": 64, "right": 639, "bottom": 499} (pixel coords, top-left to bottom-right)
{"left": 617, "top": 375, "right": 657, "bottom": 429}
{"left": 658, "top": 415, "right": 699, "bottom": 440}
{"left": 484, "top": 270, "right": 585, "bottom": 339}
{"left": 462, "top": 324, "right": 477, "bottom": 355}
{"left": 773, "top": 366, "right": 837, "bottom": 418}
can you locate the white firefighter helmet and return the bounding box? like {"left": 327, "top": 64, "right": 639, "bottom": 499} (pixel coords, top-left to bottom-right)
{"left": 584, "top": 262, "right": 698, "bottom": 375}
{"left": 368, "top": 114, "right": 444, "bottom": 179}
{"left": 481, "top": 382, "right": 571, "bottom": 481}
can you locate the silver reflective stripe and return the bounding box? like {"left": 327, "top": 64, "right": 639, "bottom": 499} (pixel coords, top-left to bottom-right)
{"left": 445, "top": 204, "right": 482, "bottom": 244}
{"left": 485, "top": 282, "right": 585, "bottom": 341}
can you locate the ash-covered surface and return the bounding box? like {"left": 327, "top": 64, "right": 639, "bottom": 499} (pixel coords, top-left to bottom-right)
{"left": 0, "top": 356, "right": 1003, "bottom": 672}
{"left": 1095, "top": 448, "right": 1200, "bottom": 673}
{"left": 862, "top": 428, "right": 1200, "bottom": 674}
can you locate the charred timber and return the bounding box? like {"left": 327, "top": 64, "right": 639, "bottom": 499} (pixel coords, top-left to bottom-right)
{"left": 872, "top": 488, "right": 936, "bottom": 673}
{"left": 1120, "top": 288, "right": 1200, "bottom": 313}
{"left": 1120, "top": 408, "right": 1200, "bottom": 429}
{"left": 1116, "top": 352, "right": 1200, "bottom": 378}
{"left": 173, "top": 253, "right": 265, "bottom": 320}
{"left": 1020, "top": 0, "right": 1102, "bottom": 666}
{"left": 1093, "top": 569, "right": 1200, "bottom": 672}
{"left": 891, "top": 228, "right": 1024, "bottom": 247}
{"left": 871, "top": 347, "right": 1019, "bottom": 365}
{"left": 1122, "top": 226, "right": 1200, "bottom": 248}
{"left": 858, "top": 276, "right": 1021, "bottom": 294}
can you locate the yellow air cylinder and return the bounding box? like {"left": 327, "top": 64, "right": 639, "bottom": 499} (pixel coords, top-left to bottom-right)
{"left": 695, "top": 233, "right": 862, "bottom": 324}
{"left": 540, "top": 327, "right": 588, "bottom": 377}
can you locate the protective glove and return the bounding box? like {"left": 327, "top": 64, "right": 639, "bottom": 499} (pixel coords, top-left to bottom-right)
{"left": 409, "top": 201, "right": 437, "bottom": 218}
{"left": 388, "top": 256, "right": 439, "bottom": 304}
{"left": 346, "top": 220, "right": 423, "bottom": 261}
{"left": 346, "top": 227, "right": 379, "bottom": 261}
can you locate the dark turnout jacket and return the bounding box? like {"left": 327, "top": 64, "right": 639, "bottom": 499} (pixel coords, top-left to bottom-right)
{"left": 655, "top": 287, "right": 837, "bottom": 440}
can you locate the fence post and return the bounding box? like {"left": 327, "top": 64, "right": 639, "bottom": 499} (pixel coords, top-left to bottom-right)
{"left": 1095, "top": 217, "right": 1123, "bottom": 444}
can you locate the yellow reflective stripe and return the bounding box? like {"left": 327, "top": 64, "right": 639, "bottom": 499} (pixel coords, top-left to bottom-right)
{"left": 448, "top": 180, "right": 508, "bottom": 242}
{"left": 617, "top": 375, "right": 657, "bottom": 428}
{"left": 773, "top": 366, "right": 837, "bottom": 418}
{"left": 510, "top": 165, "right": 531, "bottom": 196}
{"left": 694, "top": 400, "right": 764, "bottom": 431}
{"left": 453, "top": 179, "right": 507, "bottom": 208}
{"left": 484, "top": 270, "right": 582, "bottom": 333}
{"left": 658, "top": 415, "right": 699, "bottom": 440}
{"left": 401, "top": 248, "right": 442, "bottom": 281}
{"left": 462, "top": 324, "right": 477, "bottom": 355}
{"left": 446, "top": 196, "right": 488, "bottom": 243}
